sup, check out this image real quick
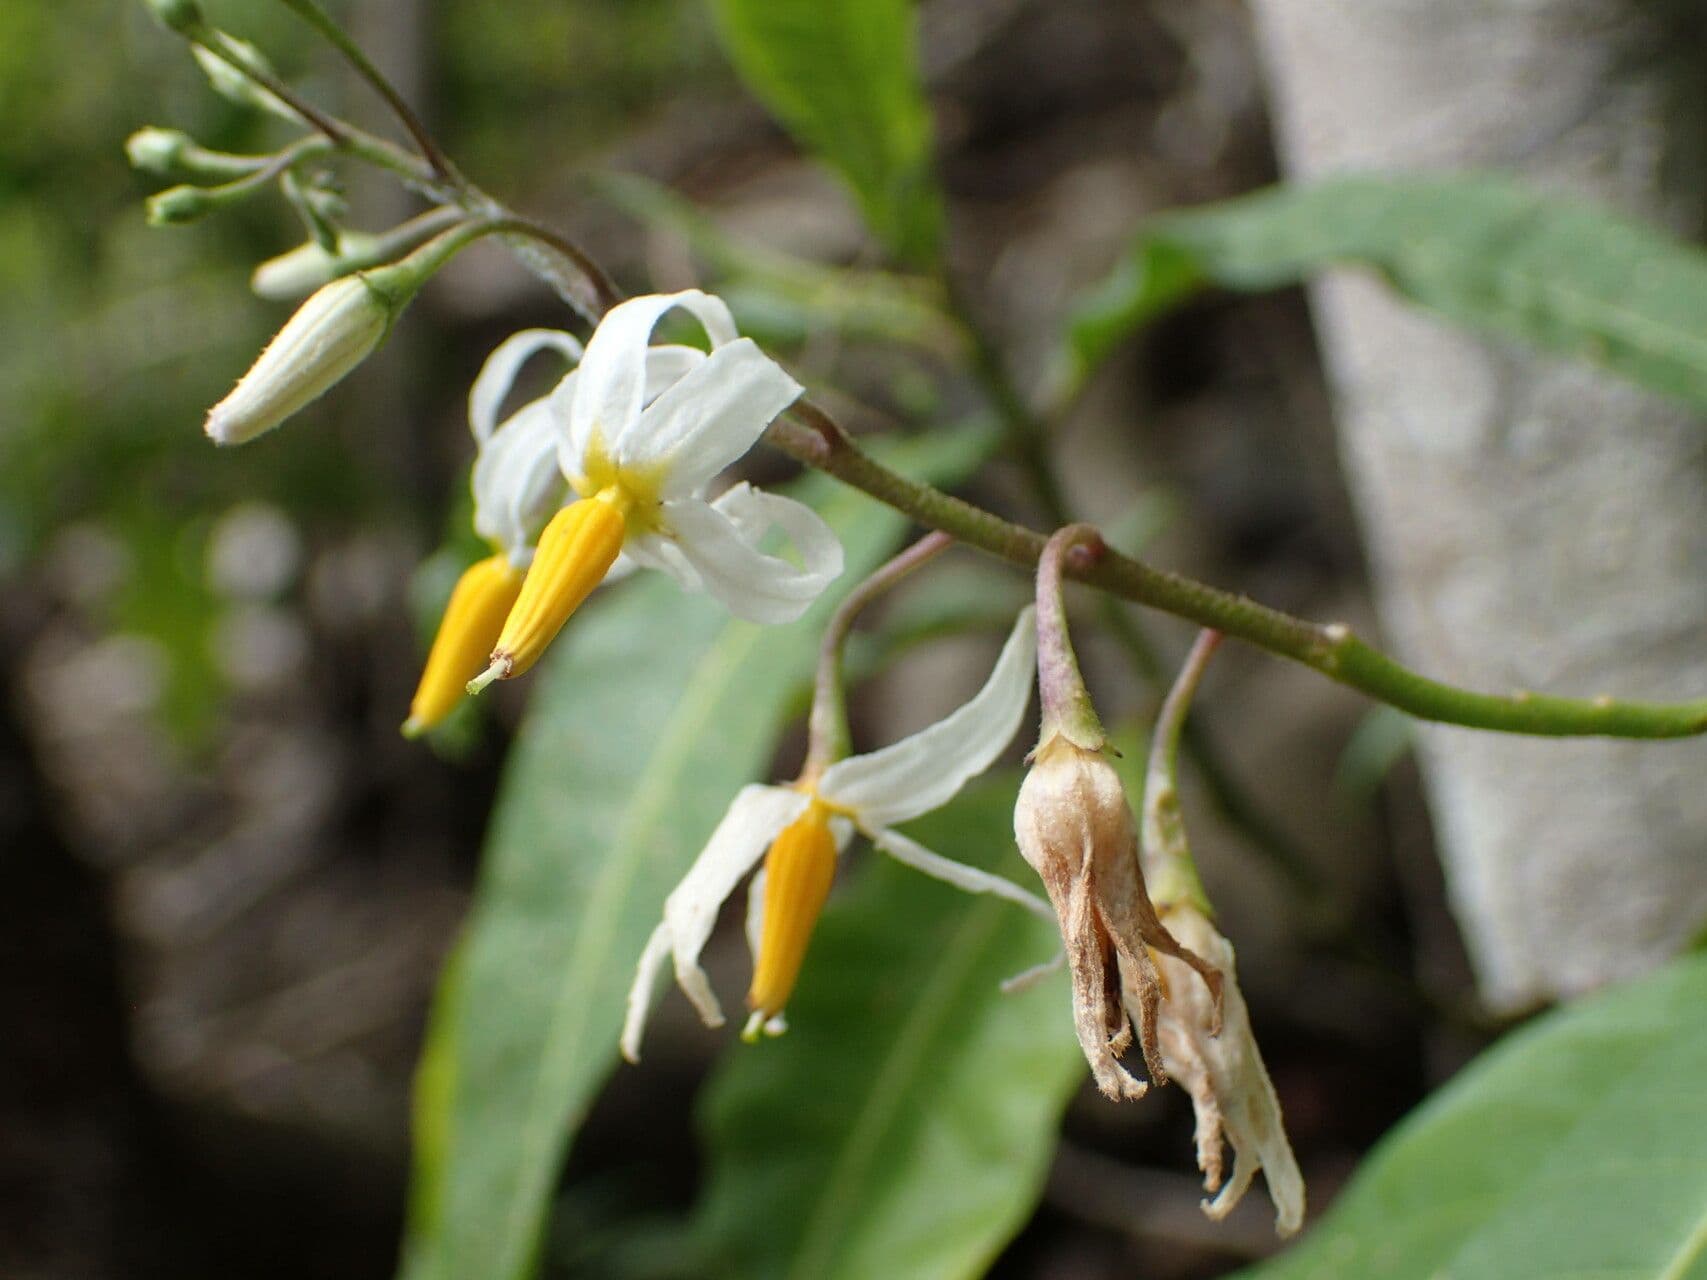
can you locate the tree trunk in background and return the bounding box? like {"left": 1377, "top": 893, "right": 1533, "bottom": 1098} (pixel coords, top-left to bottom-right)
{"left": 1246, "top": 0, "right": 1707, "bottom": 1009}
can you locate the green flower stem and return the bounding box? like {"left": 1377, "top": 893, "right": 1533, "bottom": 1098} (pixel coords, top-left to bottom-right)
{"left": 765, "top": 408, "right": 1707, "bottom": 739}
{"left": 803, "top": 531, "right": 953, "bottom": 776}
{"left": 1141, "top": 630, "right": 1221, "bottom": 913}
{"left": 1035, "top": 524, "right": 1108, "bottom": 748}
{"left": 219, "top": 49, "right": 1707, "bottom": 743}
{"left": 273, "top": 0, "right": 457, "bottom": 180}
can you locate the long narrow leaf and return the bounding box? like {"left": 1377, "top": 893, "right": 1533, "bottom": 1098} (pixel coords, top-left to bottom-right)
{"left": 1243, "top": 951, "right": 1707, "bottom": 1280}
{"left": 709, "top": 0, "right": 943, "bottom": 266}
{"left": 1064, "top": 174, "right": 1707, "bottom": 410}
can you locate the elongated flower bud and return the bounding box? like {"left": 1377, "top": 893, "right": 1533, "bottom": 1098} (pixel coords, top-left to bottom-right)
{"left": 143, "top": 0, "right": 205, "bottom": 34}
{"left": 468, "top": 493, "right": 628, "bottom": 690}
{"left": 204, "top": 276, "right": 392, "bottom": 445}
{"left": 746, "top": 801, "right": 838, "bottom": 1038}
{"left": 403, "top": 554, "right": 526, "bottom": 737}
{"left": 126, "top": 127, "right": 192, "bottom": 174}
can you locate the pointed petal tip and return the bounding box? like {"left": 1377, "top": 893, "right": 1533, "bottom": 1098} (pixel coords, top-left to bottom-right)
{"left": 400, "top": 716, "right": 428, "bottom": 740}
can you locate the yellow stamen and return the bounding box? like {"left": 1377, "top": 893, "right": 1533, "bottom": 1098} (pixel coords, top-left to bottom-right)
{"left": 470, "top": 490, "right": 629, "bottom": 691}
{"left": 402, "top": 553, "right": 525, "bottom": 737}
{"left": 747, "top": 801, "right": 838, "bottom": 1024}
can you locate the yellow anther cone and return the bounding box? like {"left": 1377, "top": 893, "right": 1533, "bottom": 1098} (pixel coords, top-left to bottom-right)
{"left": 747, "top": 802, "right": 838, "bottom": 1032}
{"left": 402, "top": 553, "right": 525, "bottom": 737}
{"left": 470, "top": 493, "right": 628, "bottom": 690}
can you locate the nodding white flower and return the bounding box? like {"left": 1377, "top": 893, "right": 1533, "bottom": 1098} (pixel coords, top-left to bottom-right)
{"left": 468, "top": 290, "right": 843, "bottom": 693}
{"left": 622, "top": 607, "right": 1052, "bottom": 1061}
{"left": 401, "top": 330, "right": 582, "bottom": 737}
{"left": 1152, "top": 902, "right": 1305, "bottom": 1237}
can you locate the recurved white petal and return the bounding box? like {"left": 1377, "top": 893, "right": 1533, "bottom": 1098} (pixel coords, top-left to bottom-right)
{"left": 868, "top": 825, "right": 1057, "bottom": 924}
{"left": 554, "top": 344, "right": 706, "bottom": 483}
{"left": 819, "top": 606, "right": 1037, "bottom": 827}
{"left": 568, "top": 291, "right": 737, "bottom": 463}
{"left": 468, "top": 328, "right": 582, "bottom": 444}
{"left": 616, "top": 339, "right": 802, "bottom": 490}
{"left": 664, "top": 489, "right": 842, "bottom": 624}
{"left": 471, "top": 399, "right": 566, "bottom": 560}
{"left": 655, "top": 784, "right": 807, "bottom": 1028}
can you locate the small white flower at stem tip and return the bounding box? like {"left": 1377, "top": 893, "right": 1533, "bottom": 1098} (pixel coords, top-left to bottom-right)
{"left": 620, "top": 607, "right": 1052, "bottom": 1062}
{"left": 463, "top": 291, "right": 845, "bottom": 696}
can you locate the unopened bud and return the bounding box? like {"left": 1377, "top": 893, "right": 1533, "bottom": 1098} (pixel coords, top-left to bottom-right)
{"left": 251, "top": 235, "right": 377, "bottom": 302}
{"left": 192, "top": 40, "right": 297, "bottom": 121}
{"left": 143, "top": 0, "right": 205, "bottom": 34}
{"left": 146, "top": 184, "right": 219, "bottom": 226}
{"left": 126, "top": 127, "right": 191, "bottom": 174}
{"left": 205, "top": 222, "right": 478, "bottom": 444}
{"left": 205, "top": 276, "right": 392, "bottom": 445}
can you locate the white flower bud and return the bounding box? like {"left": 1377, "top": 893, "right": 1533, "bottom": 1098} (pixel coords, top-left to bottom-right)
{"left": 125, "top": 127, "right": 191, "bottom": 175}
{"left": 192, "top": 40, "right": 297, "bottom": 121}
{"left": 205, "top": 276, "right": 392, "bottom": 445}
{"left": 250, "top": 236, "right": 377, "bottom": 302}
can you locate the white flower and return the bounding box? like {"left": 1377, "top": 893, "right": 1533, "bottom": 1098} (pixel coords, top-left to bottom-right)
{"left": 470, "top": 290, "right": 845, "bottom": 688}
{"left": 621, "top": 606, "right": 1054, "bottom": 1061}
{"left": 465, "top": 328, "right": 585, "bottom": 566}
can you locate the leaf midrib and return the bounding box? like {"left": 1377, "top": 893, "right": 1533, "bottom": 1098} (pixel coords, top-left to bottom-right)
{"left": 785, "top": 893, "right": 1007, "bottom": 1280}
{"left": 493, "top": 615, "right": 766, "bottom": 1279}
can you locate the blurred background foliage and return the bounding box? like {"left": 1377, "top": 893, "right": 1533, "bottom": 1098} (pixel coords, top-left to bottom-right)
{"left": 11, "top": 1, "right": 1703, "bottom": 1279}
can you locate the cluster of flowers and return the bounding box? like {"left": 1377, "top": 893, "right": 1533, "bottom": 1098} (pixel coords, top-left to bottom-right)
{"left": 206, "top": 281, "right": 1301, "bottom": 1235}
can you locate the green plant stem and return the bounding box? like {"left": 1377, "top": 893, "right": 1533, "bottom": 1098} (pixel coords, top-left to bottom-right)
{"left": 804, "top": 531, "right": 953, "bottom": 775}
{"left": 273, "top": 0, "right": 457, "bottom": 180}
{"left": 201, "top": 43, "right": 1707, "bottom": 742}
{"left": 764, "top": 407, "right": 1707, "bottom": 739}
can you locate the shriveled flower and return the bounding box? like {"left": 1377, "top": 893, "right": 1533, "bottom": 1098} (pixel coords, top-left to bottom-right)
{"left": 621, "top": 607, "right": 1049, "bottom": 1060}
{"left": 402, "top": 330, "right": 583, "bottom": 736}
{"left": 1151, "top": 901, "right": 1305, "bottom": 1237}
{"left": 469, "top": 290, "right": 843, "bottom": 693}
{"left": 1014, "top": 735, "right": 1221, "bottom": 1100}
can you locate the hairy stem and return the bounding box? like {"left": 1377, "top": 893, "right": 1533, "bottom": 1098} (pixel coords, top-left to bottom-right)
{"left": 804, "top": 532, "right": 953, "bottom": 775}
{"left": 764, "top": 411, "right": 1707, "bottom": 739}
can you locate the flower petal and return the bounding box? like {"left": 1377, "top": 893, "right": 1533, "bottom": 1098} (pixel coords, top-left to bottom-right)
{"left": 654, "top": 784, "right": 807, "bottom": 1032}
{"left": 616, "top": 339, "right": 802, "bottom": 491}
{"left": 663, "top": 489, "right": 843, "bottom": 623}
{"left": 819, "top": 605, "right": 1037, "bottom": 827}
{"left": 468, "top": 329, "right": 582, "bottom": 445}
{"left": 567, "top": 291, "right": 737, "bottom": 463}
{"left": 554, "top": 345, "right": 706, "bottom": 482}
{"left": 868, "top": 825, "right": 1057, "bottom": 925}
{"left": 471, "top": 399, "right": 566, "bottom": 559}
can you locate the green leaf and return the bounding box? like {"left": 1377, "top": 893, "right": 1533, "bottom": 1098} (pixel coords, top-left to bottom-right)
{"left": 1062, "top": 174, "right": 1707, "bottom": 410}
{"left": 399, "top": 428, "right": 995, "bottom": 1280}
{"left": 709, "top": 0, "right": 943, "bottom": 266}
{"left": 694, "top": 777, "right": 1083, "bottom": 1280}
{"left": 1241, "top": 951, "right": 1707, "bottom": 1280}
{"left": 593, "top": 172, "right": 959, "bottom": 355}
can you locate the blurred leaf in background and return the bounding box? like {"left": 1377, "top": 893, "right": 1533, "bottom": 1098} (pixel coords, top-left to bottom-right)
{"left": 1243, "top": 950, "right": 1707, "bottom": 1280}
{"left": 709, "top": 0, "right": 943, "bottom": 267}
{"left": 1061, "top": 174, "right": 1707, "bottom": 412}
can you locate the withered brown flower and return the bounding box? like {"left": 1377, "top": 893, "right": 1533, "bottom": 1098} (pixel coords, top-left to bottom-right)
{"left": 1152, "top": 901, "right": 1305, "bottom": 1236}
{"left": 1014, "top": 734, "right": 1222, "bottom": 1100}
